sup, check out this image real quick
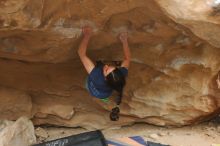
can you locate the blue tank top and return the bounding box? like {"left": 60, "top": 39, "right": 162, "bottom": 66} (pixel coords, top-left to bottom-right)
{"left": 87, "top": 65, "right": 128, "bottom": 99}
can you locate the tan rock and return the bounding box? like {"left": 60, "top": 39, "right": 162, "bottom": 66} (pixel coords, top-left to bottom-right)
{"left": 0, "top": 87, "right": 32, "bottom": 120}
{"left": 35, "top": 127, "right": 49, "bottom": 139}
{"left": 0, "top": 117, "right": 36, "bottom": 146}
{"left": 0, "top": 120, "right": 14, "bottom": 132}
{"left": 149, "top": 133, "right": 160, "bottom": 140}
{"left": 156, "top": 0, "right": 220, "bottom": 48}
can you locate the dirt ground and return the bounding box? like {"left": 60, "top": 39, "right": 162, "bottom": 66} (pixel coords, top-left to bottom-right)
{"left": 35, "top": 117, "right": 220, "bottom": 146}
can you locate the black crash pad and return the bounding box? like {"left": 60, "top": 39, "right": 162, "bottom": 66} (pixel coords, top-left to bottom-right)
{"left": 33, "top": 130, "right": 107, "bottom": 146}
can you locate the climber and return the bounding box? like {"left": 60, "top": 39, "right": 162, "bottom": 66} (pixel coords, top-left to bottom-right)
{"left": 78, "top": 26, "right": 131, "bottom": 121}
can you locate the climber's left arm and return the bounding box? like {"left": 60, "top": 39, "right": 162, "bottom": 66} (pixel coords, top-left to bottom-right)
{"left": 78, "top": 27, "right": 95, "bottom": 74}
{"left": 120, "top": 32, "right": 131, "bottom": 69}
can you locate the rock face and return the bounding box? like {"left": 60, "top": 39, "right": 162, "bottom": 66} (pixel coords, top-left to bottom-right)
{"left": 0, "top": 117, "right": 36, "bottom": 146}
{"left": 156, "top": 0, "right": 220, "bottom": 48}
{"left": 0, "top": 0, "right": 220, "bottom": 129}
{"left": 0, "top": 87, "right": 32, "bottom": 120}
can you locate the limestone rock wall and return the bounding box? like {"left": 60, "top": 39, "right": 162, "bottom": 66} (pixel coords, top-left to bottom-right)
{"left": 0, "top": 0, "right": 220, "bottom": 129}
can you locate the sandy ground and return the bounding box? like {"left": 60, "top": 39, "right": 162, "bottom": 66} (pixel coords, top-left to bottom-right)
{"left": 35, "top": 118, "right": 220, "bottom": 146}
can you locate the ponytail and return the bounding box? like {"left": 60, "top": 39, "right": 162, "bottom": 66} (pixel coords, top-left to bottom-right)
{"left": 110, "top": 87, "right": 124, "bottom": 121}
{"left": 116, "top": 89, "right": 123, "bottom": 105}
{"left": 106, "top": 68, "right": 126, "bottom": 121}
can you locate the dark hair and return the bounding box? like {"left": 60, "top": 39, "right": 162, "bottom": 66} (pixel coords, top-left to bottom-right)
{"left": 106, "top": 68, "right": 126, "bottom": 121}
{"left": 106, "top": 68, "right": 126, "bottom": 105}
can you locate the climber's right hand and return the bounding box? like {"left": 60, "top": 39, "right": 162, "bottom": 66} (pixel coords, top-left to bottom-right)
{"left": 82, "top": 26, "right": 92, "bottom": 37}
{"left": 119, "top": 32, "right": 128, "bottom": 43}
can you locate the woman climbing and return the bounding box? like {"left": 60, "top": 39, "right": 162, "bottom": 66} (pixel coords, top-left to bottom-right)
{"left": 78, "top": 26, "right": 131, "bottom": 121}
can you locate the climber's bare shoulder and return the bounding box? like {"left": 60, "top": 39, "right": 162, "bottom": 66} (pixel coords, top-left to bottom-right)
{"left": 80, "top": 56, "right": 95, "bottom": 74}
{"left": 121, "top": 59, "right": 130, "bottom": 69}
